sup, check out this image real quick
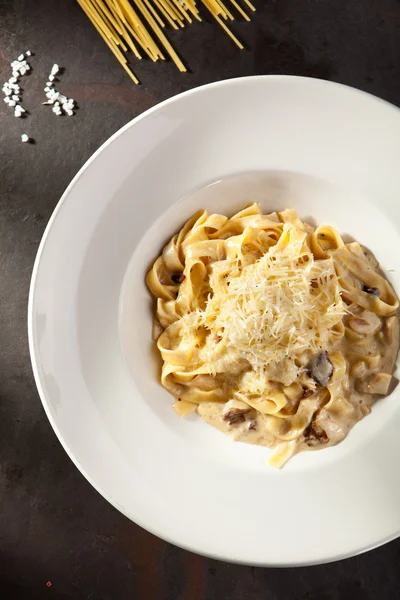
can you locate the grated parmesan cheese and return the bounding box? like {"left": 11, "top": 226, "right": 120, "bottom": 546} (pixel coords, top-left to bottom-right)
{"left": 183, "top": 224, "right": 345, "bottom": 380}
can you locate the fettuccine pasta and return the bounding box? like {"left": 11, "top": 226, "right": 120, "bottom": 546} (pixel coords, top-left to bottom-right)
{"left": 146, "top": 205, "right": 399, "bottom": 467}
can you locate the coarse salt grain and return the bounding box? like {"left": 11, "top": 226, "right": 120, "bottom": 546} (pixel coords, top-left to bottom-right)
{"left": 41, "top": 60, "right": 78, "bottom": 118}
{"left": 3, "top": 52, "right": 32, "bottom": 123}
{"left": 21, "top": 133, "right": 30, "bottom": 143}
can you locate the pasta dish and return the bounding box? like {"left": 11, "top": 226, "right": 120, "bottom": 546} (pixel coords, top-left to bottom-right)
{"left": 146, "top": 205, "right": 399, "bottom": 467}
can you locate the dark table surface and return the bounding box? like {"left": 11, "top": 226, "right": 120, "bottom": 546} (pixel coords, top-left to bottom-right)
{"left": 1, "top": 0, "right": 400, "bottom": 598}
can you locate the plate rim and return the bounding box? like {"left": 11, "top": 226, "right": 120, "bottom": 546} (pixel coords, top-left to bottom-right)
{"left": 28, "top": 74, "right": 400, "bottom": 567}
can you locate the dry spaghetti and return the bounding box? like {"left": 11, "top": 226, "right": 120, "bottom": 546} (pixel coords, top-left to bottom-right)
{"left": 77, "top": 0, "right": 255, "bottom": 83}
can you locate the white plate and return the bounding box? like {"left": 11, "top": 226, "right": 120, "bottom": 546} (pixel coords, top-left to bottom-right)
{"left": 29, "top": 76, "right": 400, "bottom": 566}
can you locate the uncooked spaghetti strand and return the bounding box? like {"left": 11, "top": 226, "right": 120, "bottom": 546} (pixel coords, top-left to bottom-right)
{"left": 126, "top": 22, "right": 161, "bottom": 60}
{"left": 141, "top": 0, "right": 166, "bottom": 28}
{"left": 242, "top": 0, "right": 255, "bottom": 11}
{"left": 162, "top": 0, "right": 188, "bottom": 23}
{"left": 116, "top": 0, "right": 164, "bottom": 59}
{"left": 86, "top": 0, "right": 160, "bottom": 62}
{"left": 159, "top": 0, "right": 186, "bottom": 27}
{"left": 82, "top": 0, "right": 123, "bottom": 45}
{"left": 204, "top": 0, "right": 226, "bottom": 18}
{"left": 215, "top": 15, "right": 243, "bottom": 47}
{"left": 111, "top": 0, "right": 162, "bottom": 60}
{"left": 108, "top": 0, "right": 129, "bottom": 23}
{"left": 78, "top": 0, "right": 254, "bottom": 82}
{"left": 127, "top": 20, "right": 163, "bottom": 61}
{"left": 77, "top": 0, "right": 140, "bottom": 83}
{"left": 79, "top": 0, "right": 124, "bottom": 51}
{"left": 117, "top": 0, "right": 161, "bottom": 57}
{"left": 127, "top": 0, "right": 187, "bottom": 70}
{"left": 228, "top": 0, "right": 250, "bottom": 21}
{"left": 169, "top": 0, "right": 193, "bottom": 23}
{"left": 106, "top": 0, "right": 143, "bottom": 57}
{"left": 88, "top": 0, "right": 124, "bottom": 42}
{"left": 82, "top": 0, "right": 142, "bottom": 79}
{"left": 106, "top": 0, "right": 161, "bottom": 59}
{"left": 180, "top": 0, "right": 202, "bottom": 21}
{"left": 165, "top": 0, "right": 187, "bottom": 24}
{"left": 202, "top": 0, "right": 243, "bottom": 48}
{"left": 214, "top": 0, "right": 235, "bottom": 20}
{"left": 92, "top": 0, "right": 126, "bottom": 37}
{"left": 124, "top": 1, "right": 165, "bottom": 59}
{"left": 117, "top": 49, "right": 141, "bottom": 82}
{"left": 119, "top": 0, "right": 165, "bottom": 60}
{"left": 152, "top": 0, "right": 180, "bottom": 29}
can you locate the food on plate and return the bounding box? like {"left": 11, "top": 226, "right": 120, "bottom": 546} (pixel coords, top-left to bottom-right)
{"left": 146, "top": 204, "right": 399, "bottom": 467}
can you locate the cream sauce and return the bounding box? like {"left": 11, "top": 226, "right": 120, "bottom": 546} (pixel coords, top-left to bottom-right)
{"left": 198, "top": 294, "right": 399, "bottom": 460}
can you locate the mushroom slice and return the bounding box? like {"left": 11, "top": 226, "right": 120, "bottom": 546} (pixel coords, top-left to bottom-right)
{"left": 308, "top": 351, "right": 333, "bottom": 387}
{"left": 303, "top": 420, "right": 329, "bottom": 447}
{"left": 222, "top": 400, "right": 251, "bottom": 425}
{"left": 362, "top": 285, "right": 380, "bottom": 297}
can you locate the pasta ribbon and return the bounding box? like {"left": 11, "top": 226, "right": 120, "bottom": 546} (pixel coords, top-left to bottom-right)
{"left": 147, "top": 205, "right": 399, "bottom": 468}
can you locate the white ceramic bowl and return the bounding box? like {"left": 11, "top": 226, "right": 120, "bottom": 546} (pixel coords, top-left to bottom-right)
{"left": 29, "top": 76, "right": 400, "bottom": 566}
